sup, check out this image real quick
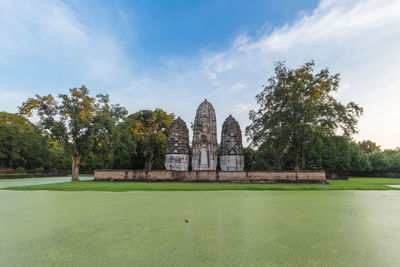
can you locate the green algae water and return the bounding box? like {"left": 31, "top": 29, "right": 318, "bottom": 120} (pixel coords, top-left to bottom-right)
{"left": 1, "top": 189, "right": 400, "bottom": 266}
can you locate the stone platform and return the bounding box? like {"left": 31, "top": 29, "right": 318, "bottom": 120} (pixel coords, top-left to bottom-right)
{"left": 94, "top": 170, "right": 326, "bottom": 183}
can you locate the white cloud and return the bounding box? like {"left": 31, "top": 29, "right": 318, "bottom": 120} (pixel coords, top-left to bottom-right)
{"left": 233, "top": 103, "right": 253, "bottom": 114}
{"left": 0, "top": 0, "right": 130, "bottom": 89}
{"left": 207, "top": 72, "right": 217, "bottom": 80}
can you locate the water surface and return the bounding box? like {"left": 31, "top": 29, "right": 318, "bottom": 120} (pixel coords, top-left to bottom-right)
{"left": 0, "top": 189, "right": 399, "bottom": 266}
{"left": 0, "top": 176, "right": 93, "bottom": 188}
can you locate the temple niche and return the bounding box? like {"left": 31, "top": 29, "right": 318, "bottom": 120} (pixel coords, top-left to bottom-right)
{"left": 165, "top": 117, "right": 190, "bottom": 171}
{"left": 192, "top": 99, "right": 218, "bottom": 170}
{"left": 220, "top": 115, "right": 244, "bottom": 171}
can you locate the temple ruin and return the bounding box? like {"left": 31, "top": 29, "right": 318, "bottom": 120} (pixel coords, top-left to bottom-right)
{"left": 95, "top": 99, "right": 327, "bottom": 183}
{"left": 165, "top": 117, "right": 190, "bottom": 171}
{"left": 220, "top": 115, "right": 244, "bottom": 171}
{"left": 192, "top": 99, "right": 218, "bottom": 170}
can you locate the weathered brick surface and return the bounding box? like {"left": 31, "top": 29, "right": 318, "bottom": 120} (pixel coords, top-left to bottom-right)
{"left": 94, "top": 169, "right": 326, "bottom": 182}
{"left": 218, "top": 171, "right": 247, "bottom": 180}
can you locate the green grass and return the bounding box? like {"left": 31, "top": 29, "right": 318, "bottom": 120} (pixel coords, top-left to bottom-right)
{"left": 2, "top": 177, "right": 400, "bottom": 191}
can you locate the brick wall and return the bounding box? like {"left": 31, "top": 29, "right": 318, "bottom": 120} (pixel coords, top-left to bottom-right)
{"left": 94, "top": 169, "right": 326, "bottom": 183}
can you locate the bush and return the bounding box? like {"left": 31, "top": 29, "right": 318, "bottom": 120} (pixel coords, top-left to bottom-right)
{"left": 368, "top": 152, "right": 390, "bottom": 171}
{"left": 15, "top": 167, "right": 25, "bottom": 174}
{"left": 252, "top": 157, "right": 269, "bottom": 170}
{"left": 35, "top": 167, "right": 45, "bottom": 174}
{"left": 50, "top": 168, "right": 57, "bottom": 174}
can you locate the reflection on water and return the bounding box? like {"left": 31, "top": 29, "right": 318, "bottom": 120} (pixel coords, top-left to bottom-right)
{"left": 0, "top": 176, "right": 93, "bottom": 188}
{"left": 386, "top": 185, "right": 400, "bottom": 188}
{"left": 0, "top": 190, "right": 399, "bottom": 266}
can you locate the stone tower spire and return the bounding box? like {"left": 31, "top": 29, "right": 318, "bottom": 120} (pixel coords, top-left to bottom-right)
{"left": 192, "top": 99, "right": 218, "bottom": 170}
{"left": 165, "top": 117, "right": 190, "bottom": 171}
{"left": 220, "top": 114, "right": 244, "bottom": 171}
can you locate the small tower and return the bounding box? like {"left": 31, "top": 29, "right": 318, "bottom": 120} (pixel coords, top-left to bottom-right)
{"left": 192, "top": 99, "right": 218, "bottom": 170}
{"left": 165, "top": 117, "right": 190, "bottom": 171}
{"left": 220, "top": 115, "right": 244, "bottom": 171}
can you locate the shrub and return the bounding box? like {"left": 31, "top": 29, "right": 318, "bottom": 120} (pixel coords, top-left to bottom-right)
{"left": 50, "top": 168, "right": 57, "bottom": 174}
{"left": 35, "top": 167, "right": 45, "bottom": 174}
{"left": 15, "top": 167, "right": 25, "bottom": 174}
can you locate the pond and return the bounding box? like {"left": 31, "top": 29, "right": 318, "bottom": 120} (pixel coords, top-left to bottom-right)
{"left": 0, "top": 176, "right": 93, "bottom": 189}
{"left": 0, "top": 187, "right": 399, "bottom": 266}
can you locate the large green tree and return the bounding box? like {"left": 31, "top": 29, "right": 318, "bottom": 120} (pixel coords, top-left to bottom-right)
{"left": 115, "top": 109, "right": 174, "bottom": 171}
{"left": 19, "top": 86, "right": 126, "bottom": 180}
{"left": 0, "top": 112, "right": 49, "bottom": 169}
{"left": 246, "top": 61, "right": 363, "bottom": 170}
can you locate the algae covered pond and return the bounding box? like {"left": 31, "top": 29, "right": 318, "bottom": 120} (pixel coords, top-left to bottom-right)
{"left": 1, "top": 181, "right": 400, "bottom": 266}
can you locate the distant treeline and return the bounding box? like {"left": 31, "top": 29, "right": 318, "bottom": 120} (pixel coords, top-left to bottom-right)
{"left": 1, "top": 110, "right": 398, "bottom": 173}
{"left": 244, "top": 138, "right": 400, "bottom": 172}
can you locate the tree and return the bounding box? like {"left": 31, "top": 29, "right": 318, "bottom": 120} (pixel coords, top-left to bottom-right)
{"left": 252, "top": 151, "right": 271, "bottom": 170}
{"left": 246, "top": 61, "right": 363, "bottom": 170}
{"left": 358, "top": 140, "right": 381, "bottom": 154}
{"left": 19, "top": 85, "right": 126, "bottom": 181}
{"left": 305, "top": 136, "right": 370, "bottom": 172}
{"left": 243, "top": 147, "right": 256, "bottom": 170}
{"left": 0, "top": 112, "right": 49, "bottom": 169}
{"left": 116, "top": 109, "right": 174, "bottom": 170}
{"left": 368, "top": 152, "right": 390, "bottom": 171}
{"left": 257, "top": 135, "right": 289, "bottom": 170}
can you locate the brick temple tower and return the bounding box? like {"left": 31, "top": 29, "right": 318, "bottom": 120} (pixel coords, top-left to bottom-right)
{"left": 192, "top": 99, "right": 218, "bottom": 170}
{"left": 165, "top": 117, "right": 190, "bottom": 171}
{"left": 220, "top": 115, "right": 244, "bottom": 171}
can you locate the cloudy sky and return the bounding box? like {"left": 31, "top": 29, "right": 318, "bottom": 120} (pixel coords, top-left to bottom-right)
{"left": 1, "top": 0, "right": 399, "bottom": 148}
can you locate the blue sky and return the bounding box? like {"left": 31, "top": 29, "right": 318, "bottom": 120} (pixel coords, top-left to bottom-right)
{"left": 1, "top": 0, "right": 400, "bottom": 148}
{"left": 70, "top": 0, "right": 319, "bottom": 65}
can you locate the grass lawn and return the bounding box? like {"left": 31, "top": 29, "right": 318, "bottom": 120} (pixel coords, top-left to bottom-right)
{"left": 2, "top": 177, "right": 400, "bottom": 191}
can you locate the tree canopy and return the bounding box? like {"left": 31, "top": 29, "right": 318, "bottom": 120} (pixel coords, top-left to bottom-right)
{"left": 19, "top": 85, "right": 126, "bottom": 180}
{"left": 0, "top": 112, "right": 49, "bottom": 169}
{"left": 115, "top": 109, "right": 174, "bottom": 170}
{"left": 358, "top": 140, "right": 381, "bottom": 154}
{"left": 246, "top": 61, "right": 363, "bottom": 170}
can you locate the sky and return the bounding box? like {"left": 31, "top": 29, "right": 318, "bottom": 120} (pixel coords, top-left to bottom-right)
{"left": 0, "top": 0, "right": 399, "bottom": 148}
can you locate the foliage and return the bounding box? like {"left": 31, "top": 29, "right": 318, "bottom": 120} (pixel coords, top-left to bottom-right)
{"left": 368, "top": 152, "right": 390, "bottom": 171}
{"left": 246, "top": 61, "right": 363, "bottom": 170}
{"left": 47, "top": 145, "right": 71, "bottom": 169}
{"left": 243, "top": 147, "right": 256, "bottom": 170}
{"left": 114, "top": 109, "right": 174, "bottom": 170}
{"left": 15, "top": 167, "right": 25, "bottom": 174}
{"left": 252, "top": 157, "right": 269, "bottom": 170}
{"left": 358, "top": 140, "right": 381, "bottom": 153}
{"left": 19, "top": 85, "right": 127, "bottom": 180}
{"left": 35, "top": 167, "right": 45, "bottom": 174}
{"left": 305, "top": 136, "right": 370, "bottom": 171}
{"left": 0, "top": 112, "right": 49, "bottom": 169}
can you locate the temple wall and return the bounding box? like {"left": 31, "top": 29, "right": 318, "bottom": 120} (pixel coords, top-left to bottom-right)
{"left": 220, "top": 155, "right": 244, "bottom": 171}
{"left": 192, "top": 149, "right": 218, "bottom": 171}
{"left": 165, "top": 154, "right": 190, "bottom": 171}
{"left": 94, "top": 169, "right": 326, "bottom": 183}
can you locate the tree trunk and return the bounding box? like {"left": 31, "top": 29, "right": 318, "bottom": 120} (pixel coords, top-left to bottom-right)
{"left": 293, "top": 151, "right": 299, "bottom": 171}
{"left": 145, "top": 159, "right": 152, "bottom": 172}
{"left": 71, "top": 154, "right": 80, "bottom": 181}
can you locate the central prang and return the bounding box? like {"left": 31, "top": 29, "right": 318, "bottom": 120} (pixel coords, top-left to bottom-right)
{"left": 192, "top": 99, "right": 218, "bottom": 170}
